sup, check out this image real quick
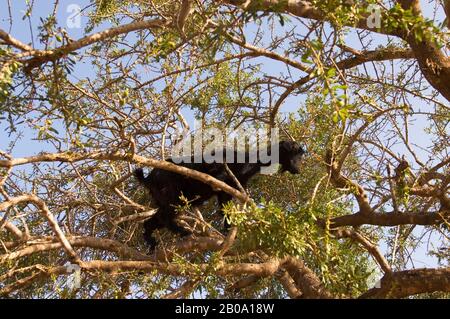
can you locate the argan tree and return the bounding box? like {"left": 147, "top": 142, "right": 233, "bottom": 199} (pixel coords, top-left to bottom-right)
{"left": 0, "top": 0, "right": 449, "bottom": 298}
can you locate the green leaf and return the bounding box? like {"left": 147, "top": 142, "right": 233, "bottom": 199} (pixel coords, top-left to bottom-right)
{"left": 326, "top": 68, "right": 336, "bottom": 78}
{"left": 48, "top": 127, "right": 59, "bottom": 134}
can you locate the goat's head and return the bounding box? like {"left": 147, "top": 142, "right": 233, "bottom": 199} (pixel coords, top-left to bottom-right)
{"left": 278, "top": 140, "right": 305, "bottom": 174}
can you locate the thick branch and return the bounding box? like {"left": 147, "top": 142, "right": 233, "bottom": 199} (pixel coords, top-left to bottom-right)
{"left": 22, "top": 18, "right": 168, "bottom": 71}
{"left": 444, "top": 0, "right": 450, "bottom": 29}
{"left": 360, "top": 267, "right": 450, "bottom": 298}
{"left": 0, "top": 236, "right": 149, "bottom": 263}
{"left": 329, "top": 210, "right": 447, "bottom": 228}
{"left": 222, "top": 0, "right": 393, "bottom": 34}
{"left": 335, "top": 47, "right": 414, "bottom": 73}
{"left": 283, "top": 256, "right": 334, "bottom": 299}
{"left": 0, "top": 29, "right": 33, "bottom": 51}
{"left": 276, "top": 271, "right": 303, "bottom": 298}
{"left": 0, "top": 151, "right": 248, "bottom": 202}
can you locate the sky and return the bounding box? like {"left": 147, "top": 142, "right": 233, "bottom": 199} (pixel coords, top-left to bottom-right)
{"left": 1, "top": 0, "right": 448, "bottom": 270}
{"left": 2, "top": 0, "right": 445, "bottom": 158}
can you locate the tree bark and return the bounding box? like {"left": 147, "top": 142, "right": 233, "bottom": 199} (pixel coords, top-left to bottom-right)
{"left": 360, "top": 267, "right": 450, "bottom": 298}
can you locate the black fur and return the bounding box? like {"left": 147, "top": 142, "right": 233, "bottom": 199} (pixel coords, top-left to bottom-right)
{"left": 134, "top": 140, "right": 305, "bottom": 249}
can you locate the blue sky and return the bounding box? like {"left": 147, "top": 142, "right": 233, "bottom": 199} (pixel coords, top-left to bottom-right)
{"left": 1, "top": 0, "right": 445, "bottom": 159}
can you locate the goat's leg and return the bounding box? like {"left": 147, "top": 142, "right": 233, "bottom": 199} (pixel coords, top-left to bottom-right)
{"left": 143, "top": 217, "right": 162, "bottom": 250}
{"left": 166, "top": 217, "right": 192, "bottom": 237}
{"left": 160, "top": 206, "right": 192, "bottom": 237}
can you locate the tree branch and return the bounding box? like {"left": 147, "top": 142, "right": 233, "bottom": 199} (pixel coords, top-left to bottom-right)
{"left": 222, "top": 0, "right": 450, "bottom": 101}
{"left": 0, "top": 194, "right": 79, "bottom": 261}
{"left": 360, "top": 267, "right": 450, "bottom": 298}
{"left": 0, "top": 28, "right": 33, "bottom": 51}
{"left": 282, "top": 256, "right": 334, "bottom": 299}
{"left": 328, "top": 210, "right": 448, "bottom": 228}
{"left": 0, "top": 150, "right": 249, "bottom": 202}
{"left": 21, "top": 18, "right": 168, "bottom": 71}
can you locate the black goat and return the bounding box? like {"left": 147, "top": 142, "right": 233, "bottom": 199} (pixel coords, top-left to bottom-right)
{"left": 134, "top": 140, "right": 305, "bottom": 249}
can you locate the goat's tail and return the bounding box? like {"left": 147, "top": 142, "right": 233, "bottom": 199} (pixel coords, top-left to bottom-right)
{"left": 134, "top": 168, "right": 147, "bottom": 184}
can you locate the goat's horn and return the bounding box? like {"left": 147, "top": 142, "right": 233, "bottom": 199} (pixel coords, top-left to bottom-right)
{"left": 280, "top": 126, "right": 296, "bottom": 142}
